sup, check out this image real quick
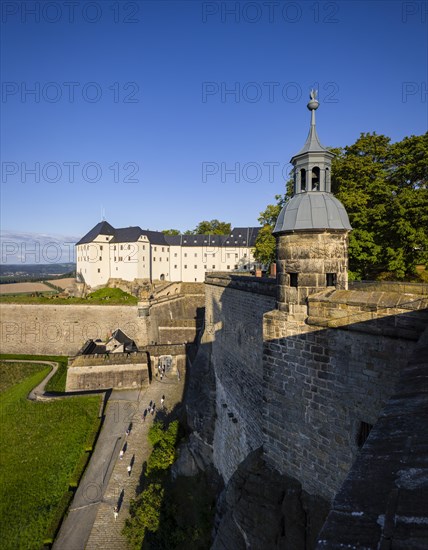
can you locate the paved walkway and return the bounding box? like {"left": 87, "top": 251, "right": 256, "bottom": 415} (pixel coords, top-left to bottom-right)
{"left": 54, "top": 371, "right": 186, "bottom": 550}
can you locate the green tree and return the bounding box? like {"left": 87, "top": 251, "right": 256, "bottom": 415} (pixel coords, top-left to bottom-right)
{"left": 253, "top": 193, "right": 288, "bottom": 267}
{"left": 254, "top": 132, "right": 428, "bottom": 279}
{"left": 162, "top": 229, "right": 181, "bottom": 235}
{"left": 188, "top": 219, "right": 231, "bottom": 235}
{"left": 332, "top": 132, "right": 428, "bottom": 279}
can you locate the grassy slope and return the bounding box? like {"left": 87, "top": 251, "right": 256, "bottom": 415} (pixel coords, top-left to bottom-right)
{"left": 0, "top": 362, "right": 101, "bottom": 549}
{"left": 0, "top": 355, "right": 68, "bottom": 393}
{"left": 0, "top": 287, "right": 138, "bottom": 305}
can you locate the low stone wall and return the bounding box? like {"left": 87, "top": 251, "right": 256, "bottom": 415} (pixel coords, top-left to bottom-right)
{"left": 66, "top": 363, "right": 149, "bottom": 391}
{"left": 66, "top": 344, "right": 187, "bottom": 390}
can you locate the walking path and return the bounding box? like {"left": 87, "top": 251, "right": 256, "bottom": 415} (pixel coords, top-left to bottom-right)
{"left": 55, "top": 371, "right": 186, "bottom": 550}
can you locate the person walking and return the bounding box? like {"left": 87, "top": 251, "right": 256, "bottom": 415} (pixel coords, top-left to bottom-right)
{"left": 113, "top": 506, "right": 118, "bottom": 521}
{"left": 161, "top": 395, "right": 165, "bottom": 407}
{"left": 127, "top": 464, "right": 132, "bottom": 477}
{"left": 119, "top": 449, "right": 124, "bottom": 460}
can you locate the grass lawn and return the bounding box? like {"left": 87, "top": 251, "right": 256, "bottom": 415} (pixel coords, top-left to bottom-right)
{"left": 0, "top": 287, "right": 138, "bottom": 305}
{"left": 0, "top": 355, "right": 68, "bottom": 393}
{"left": 0, "top": 361, "right": 101, "bottom": 549}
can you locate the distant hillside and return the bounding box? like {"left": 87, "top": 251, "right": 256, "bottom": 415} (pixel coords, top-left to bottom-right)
{"left": 1, "top": 229, "right": 78, "bottom": 264}
{"left": 0, "top": 264, "right": 76, "bottom": 284}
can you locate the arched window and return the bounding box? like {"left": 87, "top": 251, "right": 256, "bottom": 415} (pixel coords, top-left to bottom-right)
{"left": 312, "top": 166, "right": 320, "bottom": 190}
{"left": 300, "top": 169, "right": 306, "bottom": 192}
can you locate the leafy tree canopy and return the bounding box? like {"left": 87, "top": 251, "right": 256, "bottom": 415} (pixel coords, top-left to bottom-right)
{"left": 187, "top": 219, "right": 231, "bottom": 235}
{"left": 162, "top": 229, "right": 181, "bottom": 235}
{"left": 253, "top": 132, "right": 428, "bottom": 280}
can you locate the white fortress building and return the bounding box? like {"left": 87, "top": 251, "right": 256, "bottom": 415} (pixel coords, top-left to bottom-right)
{"left": 76, "top": 221, "right": 260, "bottom": 287}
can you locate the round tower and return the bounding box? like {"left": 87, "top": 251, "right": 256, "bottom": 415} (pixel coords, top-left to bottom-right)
{"left": 273, "top": 91, "right": 352, "bottom": 313}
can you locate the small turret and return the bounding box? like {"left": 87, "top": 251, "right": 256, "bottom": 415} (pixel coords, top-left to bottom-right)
{"left": 273, "top": 92, "right": 352, "bottom": 313}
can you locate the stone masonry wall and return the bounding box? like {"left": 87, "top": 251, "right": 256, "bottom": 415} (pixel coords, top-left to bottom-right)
{"left": 276, "top": 232, "right": 349, "bottom": 311}
{"left": 204, "top": 275, "right": 276, "bottom": 482}
{"left": 0, "top": 304, "right": 148, "bottom": 355}
{"left": 263, "top": 307, "right": 418, "bottom": 501}
{"left": 66, "top": 363, "right": 150, "bottom": 391}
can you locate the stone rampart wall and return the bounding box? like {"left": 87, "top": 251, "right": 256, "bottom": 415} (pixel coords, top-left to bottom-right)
{"left": 263, "top": 297, "right": 426, "bottom": 501}
{"left": 317, "top": 327, "right": 428, "bottom": 548}
{"left": 0, "top": 304, "right": 148, "bottom": 355}
{"left": 204, "top": 277, "right": 276, "bottom": 482}
{"left": 146, "top": 294, "right": 205, "bottom": 344}
{"left": 204, "top": 277, "right": 426, "bottom": 503}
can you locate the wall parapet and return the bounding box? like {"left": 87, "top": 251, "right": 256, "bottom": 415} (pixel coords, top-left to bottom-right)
{"left": 205, "top": 273, "right": 276, "bottom": 297}
{"left": 349, "top": 280, "right": 428, "bottom": 295}
{"left": 307, "top": 289, "right": 428, "bottom": 340}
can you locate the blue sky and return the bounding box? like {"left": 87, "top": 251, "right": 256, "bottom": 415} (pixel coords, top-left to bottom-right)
{"left": 1, "top": 0, "right": 427, "bottom": 244}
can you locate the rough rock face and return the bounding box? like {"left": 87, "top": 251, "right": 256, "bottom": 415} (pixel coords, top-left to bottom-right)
{"left": 212, "top": 449, "right": 330, "bottom": 550}
{"left": 172, "top": 340, "right": 218, "bottom": 478}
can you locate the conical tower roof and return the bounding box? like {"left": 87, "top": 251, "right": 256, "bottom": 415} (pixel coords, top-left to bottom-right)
{"left": 274, "top": 91, "right": 351, "bottom": 234}
{"left": 291, "top": 90, "right": 332, "bottom": 160}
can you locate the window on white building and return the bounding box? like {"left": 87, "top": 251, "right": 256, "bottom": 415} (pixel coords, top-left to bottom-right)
{"left": 227, "top": 265, "right": 230, "bottom": 269}
{"left": 174, "top": 265, "right": 177, "bottom": 269}
{"left": 204, "top": 265, "right": 207, "bottom": 269}
{"left": 100, "top": 246, "right": 103, "bottom": 250}
{"left": 184, "top": 253, "right": 187, "bottom": 257}
{"left": 184, "top": 265, "right": 187, "bottom": 269}
{"left": 97, "top": 268, "right": 100, "bottom": 273}
{"left": 194, "top": 265, "right": 197, "bottom": 269}
{"left": 194, "top": 253, "right": 197, "bottom": 257}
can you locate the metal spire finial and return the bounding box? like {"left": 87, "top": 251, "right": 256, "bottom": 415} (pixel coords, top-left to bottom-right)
{"left": 307, "top": 89, "right": 319, "bottom": 125}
